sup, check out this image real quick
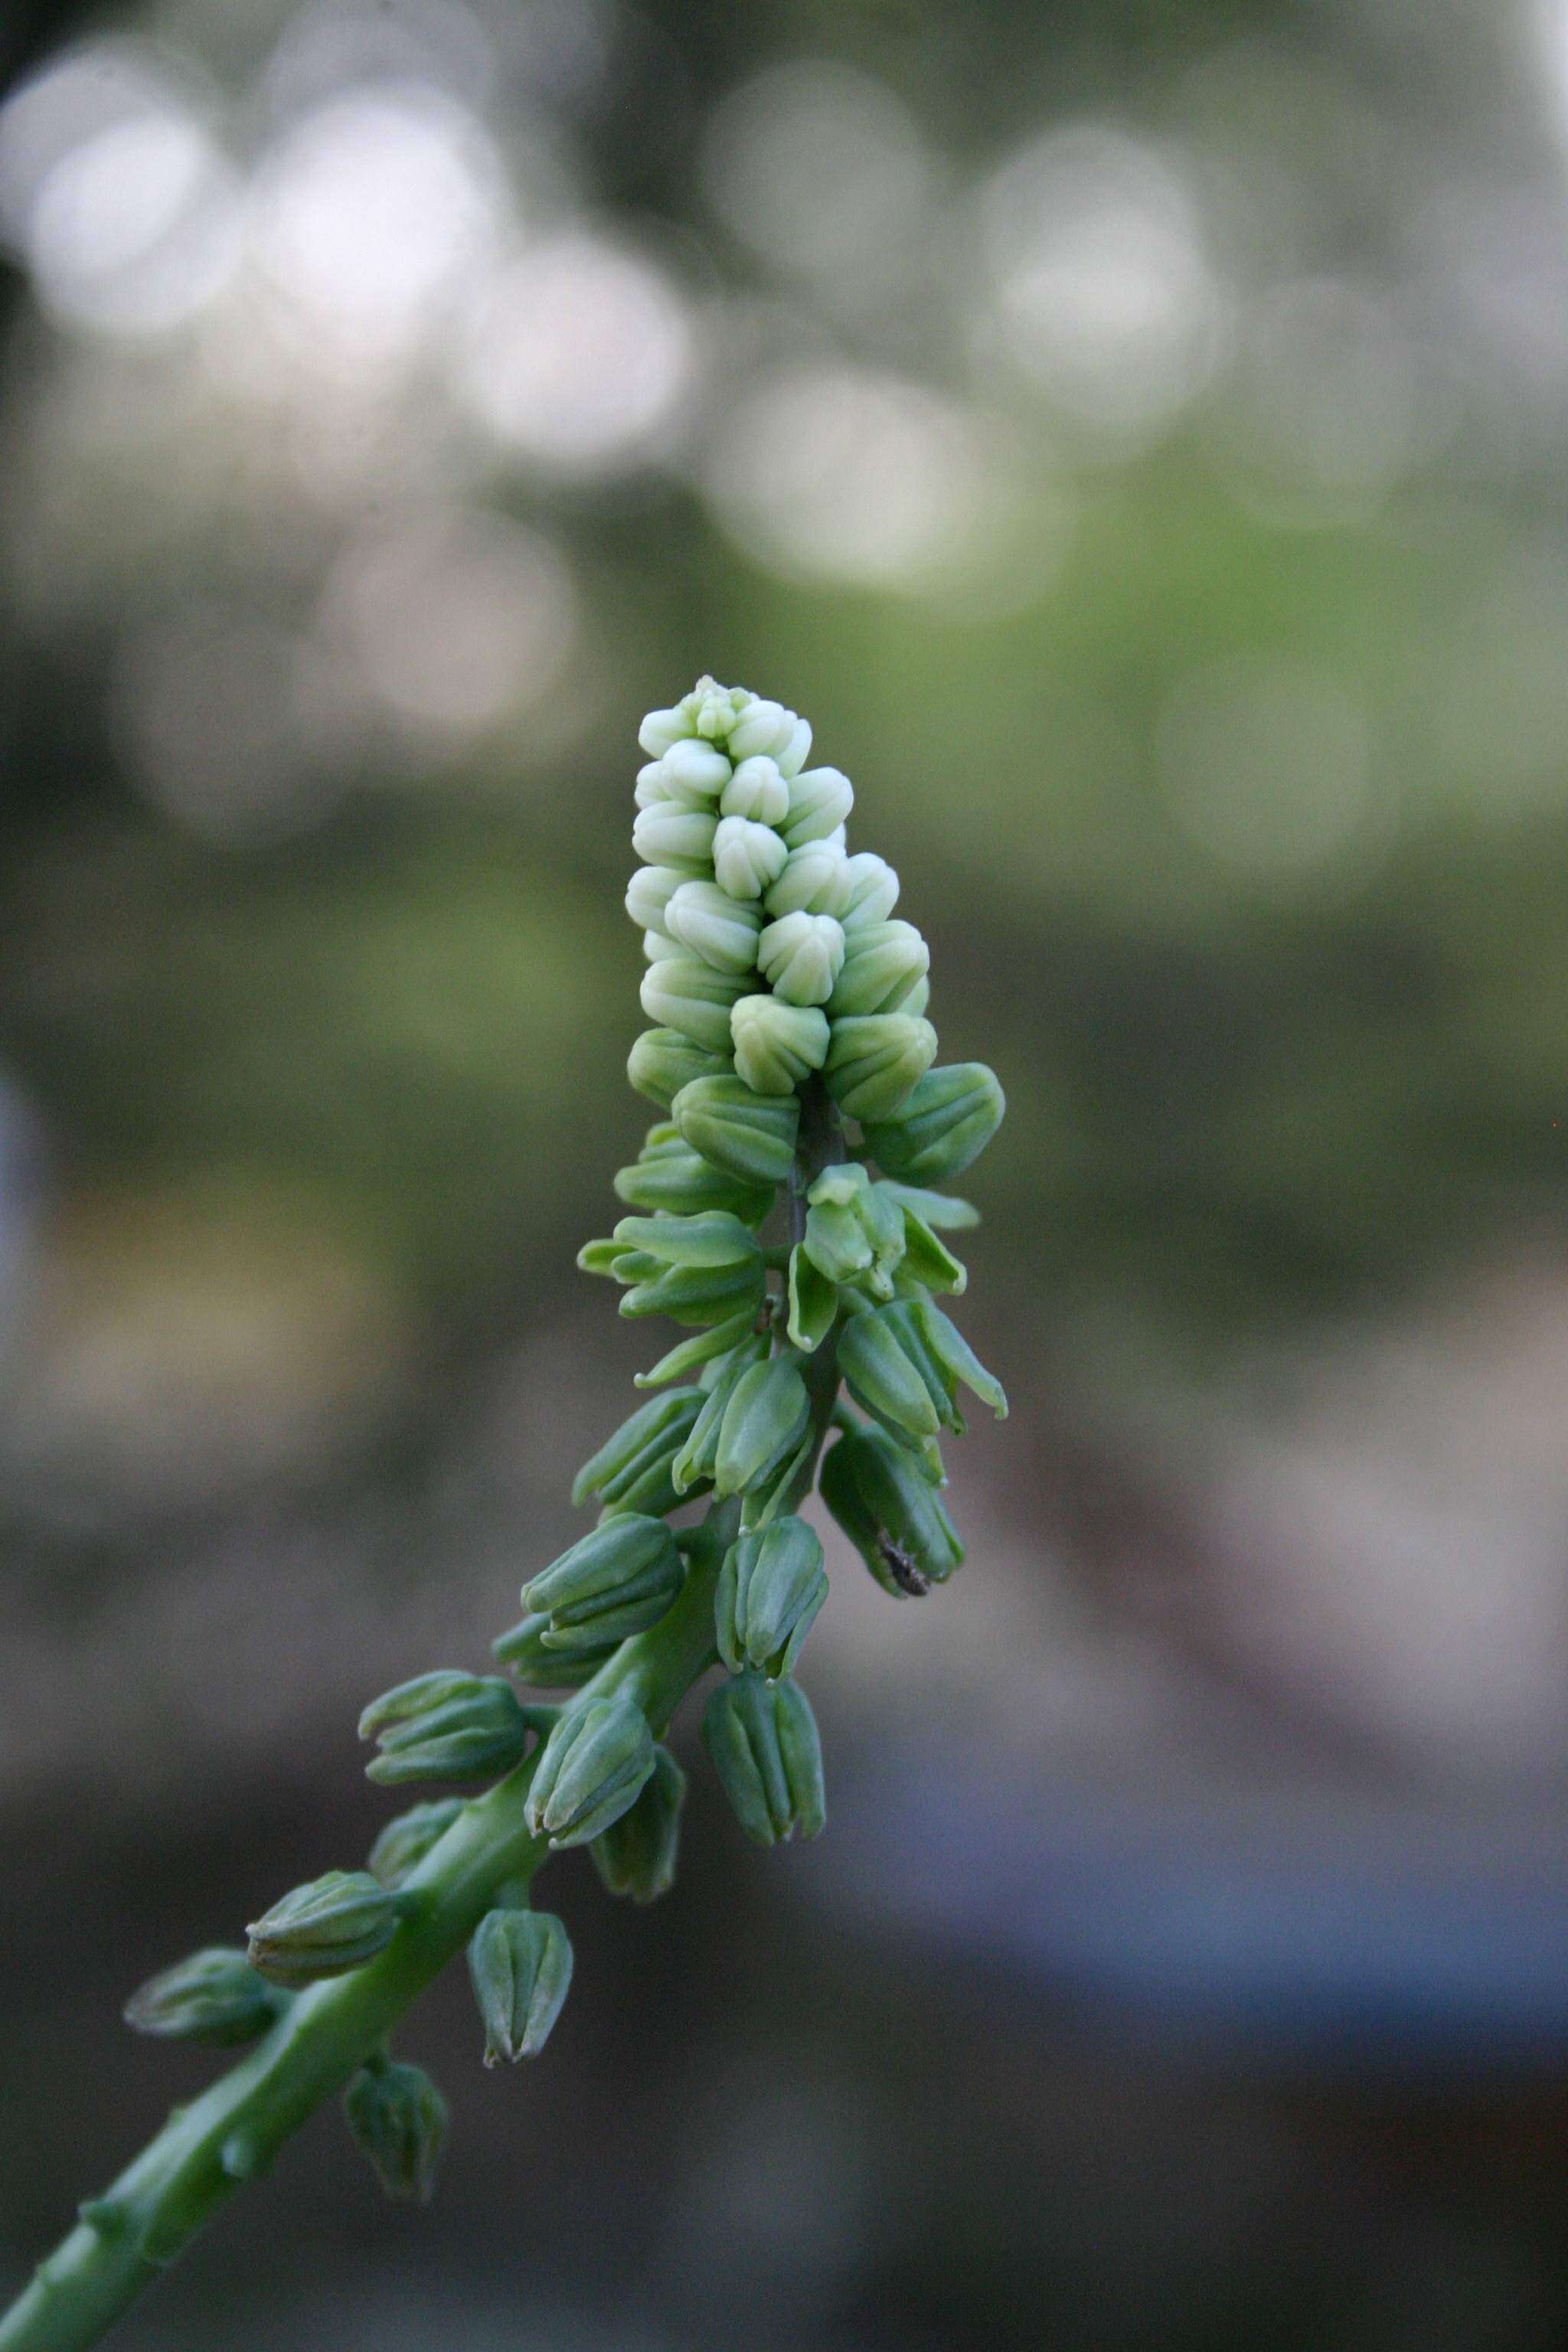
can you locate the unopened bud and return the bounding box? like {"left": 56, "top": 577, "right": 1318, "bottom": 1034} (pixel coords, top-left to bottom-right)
{"left": 652, "top": 738, "right": 732, "bottom": 802}
{"left": 713, "top": 814, "right": 789, "bottom": 900}
{"left": 124, "top": 1949, "right": 283, "bottom": 2048}
{"left": 702, "top": 1671, "right": 825, "bottom": 1846}
{"left": 837, "top": 1310, "right": 943, "bottom": 1442}
{"left": 837, "top": 851, "right": 900, "bottom": 930}
{"left": 758, "top": 910, "right": 846, "bottom": 1006}
{"left": 367, "top": 1800, "right": 466, "bottom": 1888}
{"left": 525, "top": 1694, "right": 656, "bottom": 1847}
{"left": 359, "top": 1671, "right": 531, "bottom": 1787}
{"left": 819, "top": 1423, "right": 964, "bottom": 1596}
{"left": 860, "top": 1062, "right": 1006, "bottom": 1184}
{"left": 247, "top": 1871, "right": 410, "bottom": 1988}
{"left": 824, "top": 1014, "right": 938, "bottom": 1122}
{"left": 802, "top": 1165, "right": 906, "bottom": 1297}
{"left": 572, "top": 1387, "right": 707, "bottom": 1515}
{"left": 727, "top": 697, "right": 795, "bottom": 761}
{"left": 614, "top": 1121, "right": 771, "bottom": 1221}
{"left": 590, "top": 1744, "right": 686, "bottom": 1903}
{"left": 730, "top": 995, "right": 830, "bottom": 1097}
{"left": 829, "top": 921, "right": 929, "bottom": 1018}
{"left": 665, "top": 880, "right": 764, "bottom": 975}
{"left": 720, "top": 755, "right": 790, "bottom": 825}
{"left": 467, "top": 1907, "right": 573, "bottom": 2064}
{"left": 630, "top": 805, "right": 719, "bottom": 871}
{"left": 493, "top": 1611, "right": 610, "bottom": 1687}
{"left": 672, "top": 1072, "right": 800, "bottom": 1186}
{"left": 639, "top": 956, "right": 749, "bottom": 1054}
{"left": 343, "top": 2059, "right": 447, "bottom": 2202}
{"left": 617, "top": 1251, "right": 765, "bottom": 1330}
{"left": 715, "top": 1353, "right": 812, "bottom": 1498}
{"left": 624, "top": 865, "right": 687, "bottom": 936}
{"left": 882, "top": 1300, "right": 1007, "bottom": 1429}
{"left": 716, "top": 1515, "right": 828, "bottom": 1680}
{"left": 897, "top": 1208, "right": 968, "bottom": 1295}
{"left": 764, "top": 840, "right": 848, "bottom": 919}
{"left": 669, "top": 1336, "right": 769, "bottom": 1494}
{"left": 524, "top": 1514, "right": 683, "bottom": 1654}
{"left": 638, "top": 705, "right": 694, "bottom": 759}
{"left": 786, "top": 1243, "right": 838, "bottom": 1352}
{"left": 779, "top": 765, "right": 854, "bottom": 848}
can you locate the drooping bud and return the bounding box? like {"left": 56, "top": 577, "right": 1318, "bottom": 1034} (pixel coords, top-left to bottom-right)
{"left": 837, "top": 1310, "right": 942, "bottom": 1443}
{"left": 625, "top": 1029, "right": 733, "bottom": 1109}
{"left": 572, "top": 1387, "right": 707, "bottom": 1515}
{"left": 124, "top": 1949, "right": 283, "bottom": 2048}
{"left": 859, "top": 1062, "right": 1006, "bottom": 1184}
{"left": 828, "top": 921, "right": 930, "bottom": 1018}
{"left": 635, "top": 1308, "right": 762, "bottom": 1387}
{"left": 493, "top": 1611, "right": 610, "bottom": 1687}
{"left": 467, "top": 1907, "right": 573, "bottom": 2064}
{"left": 878, "top": 1300, "right": 1008, "bottom": 1429}
{"left": 786, "top": 1243, "right": 837, "bottom": 1352}
{"left": 714, "top": 1353, "right": 811, "bottom": 1498}
{"left": 367, "top": 1800, "right": 466, "bottom": 1888}
{"left": 343, "top": 2059, "right": 447, "bottom": 2202}
{"left": 247, "top": 1871, "right": 410, "bottom": 1988}
{"left": 720, "top": 755, "right": 791, "bottom": 825}
{"left": 713, "top": 814, "right": 788, "bottom": 900}
{"left": 614, "top": 1122, "right": 771, "bottom": 1222}
{"left": 702, "top": 1671, "right": 825, "bottom": 1846}
{"left": 624, "top": 865, "right": 687, "bottom": 936}
{"left": 763, "top": 839, "right": 848, "bottom": 919}
{"left": 779, "top": 766, "right": 854, "bottom": 848}
{"left": 358, "top": 1672, "right": 531, "bottom": 1788}
{"left": 819, "top": 1423, "right": 964, "bottom": 1596}
{"left": 639, "top": 956, "right": 749, "bottom": 1054}
{"left": 837, "top": 852, "right": 900, "bottom": 930}
{"left": 730, "top": 995, "right": 830, "bottom": 1097}
{"left": 672, "top": 1072, "right": 800, "bottom": 1186}
{"left": 590, "top": 1743, "right": 686, "bottom": 1903}
{"left": 715, "top": 1516, "right": 828, "bottom": 1680}
{"left": 524, "top": 1694, "right": 656, "bottom": 1847}
{"left": 665, "top": 880, "right": 764, "bottom": 975}
{"left": 757, "top": 911, "right": 846, "bottom": 1006}
{"left": 824, "top": 1014, "right": 939, "bottom": 1121}
{"left": 669, "top": 1334, "right": 769, "bottom": 1494}
{"left": 630, "top": 805, "right": 720, "bottom": 871}
{"left": 524, "top": 1514, "right": 684, "bottom": 1655}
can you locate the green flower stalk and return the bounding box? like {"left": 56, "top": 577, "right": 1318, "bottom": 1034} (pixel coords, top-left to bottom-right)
{"left": 0, "top": 675, "right": 1005, "bottom": 2352}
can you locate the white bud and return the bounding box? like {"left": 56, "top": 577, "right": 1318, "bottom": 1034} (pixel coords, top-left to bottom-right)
{"left": 643, "top": 929, "right": 684, "bottom": 963}
{"left": 727, "top": 699, "right": 795, "bottom": 761}
{"left": 764, "top": 841, "right": 848, "bottom": 920}
{"left": 713, "top": 816, "right": 789, "bottom": 900}
{"left": 777, "top": 717, "right": 813, "bottom": 778}
{"left": 720, "top": 756, "right": 790, "bottom": 825}
{"left": 730, "top": 995, "right": 831, "bottom": 1097}
{"left": 780, "top": 766, "right": 854, "bottom": 848}
{"left": 657, "top": 740, "right": 732, "bottom": 801}
{"left": 626, "top": 865, "right": 687, "bottom": 935}
{"left": 838, "top": 853, "right": 900, "bottom": 930}
{"left": 638, "top": 706, "right": 694, "bottom": 759}
{"left": 665, "top": 880, "right": 763, "bottom": 975}
{"left": 758, "top": 911, "right": 846, "bottom": 1007}
{"left": 632, "top": 806, "right": 719, "bottom": 870}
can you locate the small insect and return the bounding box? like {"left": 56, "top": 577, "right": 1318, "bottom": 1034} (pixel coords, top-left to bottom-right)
{"left": 877, "top": 1535, "right": 929, "bottom": 1596}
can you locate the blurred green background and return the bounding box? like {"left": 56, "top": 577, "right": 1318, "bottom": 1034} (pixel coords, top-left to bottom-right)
{"left": 7, "top": 0, "right": 1568, "bottom": 2344}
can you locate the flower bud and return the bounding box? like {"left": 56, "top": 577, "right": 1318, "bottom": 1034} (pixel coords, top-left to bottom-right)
{"left": 819, "top": 1423, "right": 964, "bottom": 1595}
{"left": 837, "top": 852, "right": 900, "bottom": 930}
{"left": 897, "top": 1208, "right": 968, "bottom": 1295}
{"left": 247, "top": 1871, "right": 410, "bottom": 1988}
{"left": 639, "top": 956, "right": 749, "bottom": 1054}
{"left": 720, "top": 755, "right": 790, "bottom": 825}
{"left": 635, "top": 1308, "right": 762, "bottom": 1388}
{"left": 367, "top": 1800, "right": 466, "bottom": 1888}
{"left": 838, "top": 1310, "right": 943, "bottom": 1442}
{"left": 614, "top": 1214, "right": 766, "bottom": 1326}
{"left": 730, "top": 995, "right": 830, "bottom": 1097}
{"left": 524, "top": 1514, "right": 683, "bottom": 1654}
{"left": 572, "top": 1387, "right": 707, "bottom": 1514}
{"left": 883, "top": 1300, "right": 1007, "bottom": 1428}
{"left": 828, "top": 921, "right": 930, "bottom": 1018}
{"left": 715, "top": 1353, "right": 812, "bottom": 1498}
{"left": 764, "top": 840, "right": 848, "bottom": 919}
{"left": 802, "top": 1165, "right": 905, "bottom": 1298}
{"left": 642, "top": 929, "right": 684, "bottom": 964}
{"left": 672, "top": 1073, "right": 800, "bottom": 1186}
{"left": 860, "top": 1062, "right": 1006, "bottom": 1184}
{"left": 779, "top": 765, "right": 854, "bottom": 848}
{"left": 777, "top": 716, "right": 813, "bottom": 776}
{"left": 665, "top": 880, "right": 763, "bottom": 975}
{"left": 612, "top": 1209, "right": 763, "bottom": 1271}
{"left": 638, "top": 705, "right": 694, "bottom": 759}
{"left": 713, "top": 814, "right": 788, "bottom": 900}
{"left": 525, "top": 1693, "right": 656, "bottom": 1847}
{"left": 716, "top": 1516, "right": 828, "bottom": 1681}
{"left": 757, "top": 910, "right": 846, "bottom": 1006}
{"left": 615, "top": 1147, "right": 771, "bottom": 1224}
{"left": 493, "top": 1611, "right": 610, "bottom": 1687}
{"left": 590, "top": 1743, "right": 685, "bottom": 1903}
{"left": 681, "top": 673, "right": 746, "bottom": 741}
{"left": 669, "top": 1335, "right": 769, "bottom": 1493}
{"left": 625, "top": 1029, "right": 733, "bottom": 1111}
{"left": 653, "top": 738, "right": 732, "bottom": 801}
{"left": 359, "top": 1672, "right": 531, "bottom": 1787}
{"left": 824, "top": 1014, "right": 938, "bottom": 1121}
{"left": 124, "top": 1948, "right": 283, "bottom": 2048}
{"left": 624, "top": 866, "right": 687, "bottom": 936}
{"left": 727, "top": 697, "right": 795, "bottom": 761}
{"left": 343, "top": 2059, "right": 447, "bottom": 2202}
{"left": 631, "top": 805, "right": 719, "bottom": 871}
{"left": 467, "top": 1907, "right": 573, "bottom": 2064}
{"left": 702, "top": 1671, "right": 825, "bottom": 1846}
{"left": 786, "top": 1243, "right": 837, "bottom": 1353}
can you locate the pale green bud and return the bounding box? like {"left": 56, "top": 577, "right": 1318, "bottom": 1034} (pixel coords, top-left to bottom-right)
{"left": 367, "top": 1800, "right": 466, "bottom": 1888}
{"left": 247, "top": 1871, "right": 410, "bottom": 1988}
{"left": 758, "top": 910, "right": 846, "bottom": 1006}
{"left": 637, "top": 704, "right": 694, "bottom": 758}
{"left": 730, "top": 995, "right": 830, "bottom": 1096}
{"left": 359, "top": 1671, "right": 531, "bottom": 1787}
{"left": 764, "top": 839, "right": 848, "bottom": 920}
{"left": 652, "top": 738, "right": 732, "bottom": 802}
{"left": 625, "top": 1028, "right": 733, "bottom": 1110}
{"left": 715, "top": 1353, "right": 811, "bottom": 1498}
{"left": 779, "top": 765, "right": 854, "bottom": 848}
{"left": 860, "top": 1062, "right": 1006, "bottom": 1184}
{"left": 880, "top": 1299, "right": 1007, "bottom": 1428}
{"left": 642, "top": 929, "right": 684, "bottom": 963}
{"left": 467, "top": 1907, "right": 573, "bottom": 2063}
{"left": 713, "top": 814, "right": 788, "bottom": 900}
{"left": 837, "top": 1310, "right": 943, "bottom": 1443}
{"left": 898, "top": 1207, "right": 968, "bottom": 1295}
{"left": 639, "top": 956, "right": 749, "bottom": 1054}
{"left": 492, "top": 1611, "right": 610, "bottom": 1687}
{"left": 524, "top": 1513, "right": 683, "bottom": 1654}
{"left": 681, "top": 673, "right": 748, "bottom": 741}
{"left": 590, "top": 1744, "right": 686, "bottom": 1903}
{"left": 614, "top": 1122, "right": 772, "bottom": 1221}
{"left": 343, "top": 2059, "right": 447, "bottom": 2202}
{"left": 819, "top": 1423, "right": 964, "bottom": 1596}
{"left": 624, "top": 865, "right": 687, "bottom": 935}
{"left": 631, "top": 805, "right": 719, "bottom": 870}
{"left": 727, "top": 697, "right": 795, "bottom": 761}
{"left": 803, "top": 1172, "right": 905, "bottom": 1297}
{"left": 825, "top": 1014, "right": 939, "bottom": 1121}
{"left": 572, "top": 1387, "right": 707, "bottom": 1514}
{"left": 614, "top": 1213, "right": 765, "bottom": 1325}
{"left": 665, "top": 880, "right": 763, "bottom": 975}
{"left": 786, "top": 1243, "right": 837, "bottom": 1352}
{"left": 634, "top": 765, "right": 680, "bottom": 810}
{"left": 525, "top": 1693, "right": 656, "bottom": 1847}
{"left": 672, "top": 1072, "right": 800, "bottom": 1186}
{"left": 828, "top": 920, "right": 930, "bottom": 1018}
{"left": 702, "top": 1671, "right": 825, "bottom": 1846}
{"left": 124, "top": 1949, "right": 283, "bottom": 2048}
{"left": 838, "top": 852, "right": 900, "bottom": 930}
{"left": 669, "top": 1334, "right": 769, "bottom": 1493}
{"left": 611, "top": 1209, "right": 763, "bottom": 1270}
{"left": 720, "top": 754, "right": 790, "bottom": 824}
{"left": 776, "top": 715, "right": 813, "bottom": 777}
{"left": 715, "top": 1515, "right": 828, "bottom": 1680}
